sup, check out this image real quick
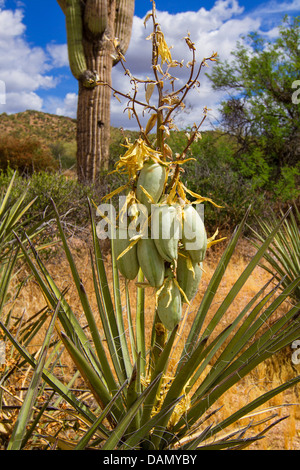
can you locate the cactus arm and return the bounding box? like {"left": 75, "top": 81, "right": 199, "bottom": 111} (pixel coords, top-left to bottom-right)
{"left": 84, "top": 0, "right": 108, "bottom": 39}
{"left": 65, "top": 0, "right": 87, "bottom": 79}
{"left": 65, "top": 0, "right": 97, "bottom": 87}
{"left": 114, "top": 0, "right": 135, "bottom": 63}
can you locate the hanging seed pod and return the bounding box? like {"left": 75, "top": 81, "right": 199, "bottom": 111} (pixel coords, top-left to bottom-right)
{"left": 181, "top": 204, "right": 207, "bottom": 263}
{"left": 152, "top": 204, "right": 181, "bottom": 263}
{"left": 177, "top": 251, "right": 203, "bottom": 303}
{"left": 136, "top": 161, "right": 166, "bottom": 214}
{"left": 113, "top": 227, "right": 139, "bottom": 280}
{"left": 137, "top": 238, "right": 165, "bottom": 288}
{"left": 156, "top": 270, "right": 182, "bottom": 331}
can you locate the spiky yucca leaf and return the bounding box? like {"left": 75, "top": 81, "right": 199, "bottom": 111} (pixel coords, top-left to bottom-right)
{"left": 250, "top": 204, "right": 300, "bottom": 303}
{"left": 6, "top": 302, "right": 60, "bottom": 450}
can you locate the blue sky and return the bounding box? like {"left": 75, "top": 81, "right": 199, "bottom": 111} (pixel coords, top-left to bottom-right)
{"left": 0, "top": 0, "right": 299, "bottom": 129}
{"left": 2, "top": 1, "right": 270, "bottom": 46}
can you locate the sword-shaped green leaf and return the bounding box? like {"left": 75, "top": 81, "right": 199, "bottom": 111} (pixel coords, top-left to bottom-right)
{"left": 7, "top": 302, "right": 60, "bottom": 450}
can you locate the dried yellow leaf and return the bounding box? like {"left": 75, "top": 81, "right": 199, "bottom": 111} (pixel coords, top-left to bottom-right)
{"left": 102, "top": 183, "right": 129, "bottom": 201}
{"left": 207, "top": 228, "right": 227, "bottom": 249}
{"left": 143, "top": 12, "right": 153, "bottom": 27}
{"left": 114, "top": 138, "right": 165, "bottom": 180}
{"left": 145, "top": 83, "right": 156, "bottom": 104}
{"left": 117, "top": 236, "right": 140, "bottom": 261}
{"left": 181, "top": 184, "right": 223, "bottom": 208}
{"left": 173, "top": 278, "right": 190, "bottom": 306}
{"left": 138, "top": 185, "right": 155, "bottom": 204}
{"left": 156, "top": 30, "right": 172, "bottom": 64}
{"left": 164, "top": 143, "right": 173, "bottom": 159}
{"left": 145, "top": 113, "right": 157, "bottom": 135}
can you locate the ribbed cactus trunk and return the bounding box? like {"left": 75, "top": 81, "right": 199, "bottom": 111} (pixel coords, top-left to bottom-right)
{"left": 77, "top": 20, "right": 114, "bottom": 182}
{"left": 57, "top": 0, "right": 135, "bottom": 183}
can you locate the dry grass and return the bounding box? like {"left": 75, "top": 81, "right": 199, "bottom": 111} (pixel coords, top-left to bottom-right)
{"left": 2, "top": 234, "right": 300, "bottom": 450}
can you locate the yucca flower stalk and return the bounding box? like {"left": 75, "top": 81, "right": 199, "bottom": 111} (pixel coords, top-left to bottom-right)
{"left": 1, "top": 3, "right": 300, "bottom": 451}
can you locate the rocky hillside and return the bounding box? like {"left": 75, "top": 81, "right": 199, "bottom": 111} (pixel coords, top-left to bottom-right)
{"left": 0, "top": 110, "right": 141, "bottom": 170}
{"left": 0, "top": 110, "right": 77, "bottom": 146}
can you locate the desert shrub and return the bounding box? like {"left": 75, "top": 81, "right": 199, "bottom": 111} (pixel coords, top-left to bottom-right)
{"left": 0, "top": 135, "right": 58, "bottom": 174}
{"left": 0, "top": 169, "right": 96, "bottom": 235}
{"left": 166, "top": 129, "right": 299, "bottom": 229}
{"left": 26, "top": 171, "right": 97, "bottom": 226}
{"left": 50, "top": 141, "right": 77, "bottom": 169}
{"left": 164, "top": 131, "right": 265, "bottom": 231}
{"left": 273, "top": 164, "right": 300, "bottom": 203}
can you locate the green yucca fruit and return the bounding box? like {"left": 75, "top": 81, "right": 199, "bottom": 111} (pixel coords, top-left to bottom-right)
{"left": 156, "top": 269, "right": 182, "bottom": 331}
{"left": 114, "top": 227, "right": 139, "bottom": 280}
{"left": 136, "top": 161, "right": 166, "bottom": 214}
{"left": 152, "top": 204, "right": 181, "bottom": 263}
{"left": 182, "top": 204, "right": 207, "bottom": 263}
{"left": 137, "top": 238, "right": 165, "bottom": 287}
{"left": 177, "top": 251, "right": 203, "bottom": 303}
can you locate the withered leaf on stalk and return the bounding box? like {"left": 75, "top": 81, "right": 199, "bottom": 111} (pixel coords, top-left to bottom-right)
{"left": 145, "top": 113, "right": 158, "bottom": 135}
{"left": 145, "top": 83, "right": 156, "bottom": 104}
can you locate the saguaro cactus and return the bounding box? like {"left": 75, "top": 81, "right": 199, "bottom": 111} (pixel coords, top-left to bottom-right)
{"left": 57, "top": 0, "right": 135, "bottom": 182}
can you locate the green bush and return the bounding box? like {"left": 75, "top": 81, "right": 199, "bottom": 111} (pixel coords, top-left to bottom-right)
{"left": 273, "top": 164, "right": 300, "bottom": 202}
{"left": 0, "top": 169, "right": 97, "bottom": 234}
{"left": 50, "top": 141, "right": 77, "bottom": 170}
{"left": 166, "top": 131, "right": 266, "bottom": 231}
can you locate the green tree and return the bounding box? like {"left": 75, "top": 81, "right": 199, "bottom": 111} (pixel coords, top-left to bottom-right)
{"left": 57, "top": 0, "right": 135, "bottom": 183}
{"left": 207, "top": 15, "right": 300, "bottom": 200}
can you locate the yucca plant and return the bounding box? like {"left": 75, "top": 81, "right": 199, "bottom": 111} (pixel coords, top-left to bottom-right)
{"left": 0, "top": 171, "right": 46, "bottom": 321}
{"left": 249, "top": 203, "right": 300, "bottom": 303}
{"left": 1, "top": 4, "right": 300, "bottom": 450}
{"left": 0, "top": 171, "right": 59, "bottom": 325}
{"left": 2, "top": 198, "right": 299, "bottom": 450}
{"left": 0, "top": 172, "right": 59, "bottom": 449}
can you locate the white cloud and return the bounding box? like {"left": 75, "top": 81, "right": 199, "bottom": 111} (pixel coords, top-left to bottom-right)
{"left": 47, "top": 43, "right": 69, "bottom": 68}
{"left": 0, "top": 91, "right": 43, "bottom": 114}
{"left": 109, "top": 1, "right": 262, "bottom": 130}
{"left": 253, "top": 0, "right": 300, "bottom": 14}
{"left": 54, "top": 92, "right": 78, "bottom": 118}
{"left": 0, "top": 8, "right": 25, "bottom": 39}
{"left": 0, "top": 7, "right": 58, "bottom": 114}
